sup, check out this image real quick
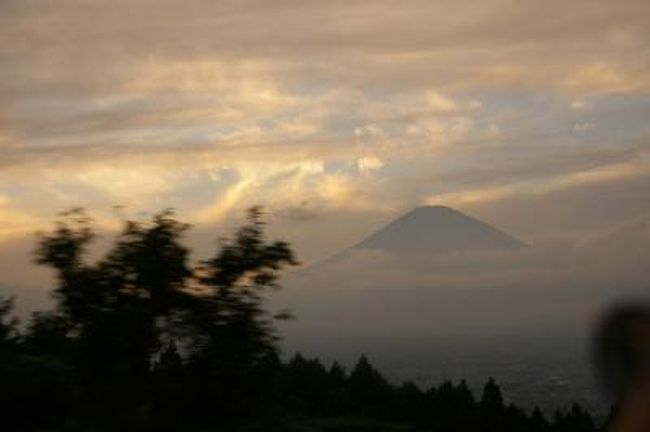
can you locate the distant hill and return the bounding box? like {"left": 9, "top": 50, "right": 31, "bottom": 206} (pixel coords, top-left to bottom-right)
{"left": 353, "top": 206, "right": 525, "bottom": 258}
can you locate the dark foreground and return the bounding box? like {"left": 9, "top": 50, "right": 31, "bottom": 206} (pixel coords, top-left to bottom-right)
{"left": 0, "top": 209, "right": 611, "bottom": 431}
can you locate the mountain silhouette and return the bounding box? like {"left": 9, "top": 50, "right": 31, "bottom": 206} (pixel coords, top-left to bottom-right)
{"left": 353, "top": 206, "right": 525, "bottom": 257}
{"left": 299, "top": 206, "right": 527, "bottom": 274}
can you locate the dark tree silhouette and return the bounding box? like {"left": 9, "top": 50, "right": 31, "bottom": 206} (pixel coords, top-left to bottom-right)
{"left": 26, "top": 207, "right": 298, "bottom": 430}
{"left": 182, "top": 207, "right": 298, "bottom": 426}
{"left": 0, "top": 296, "right": 18, "bottom": 347}
{"left": 194, "top": 206, "right": 297, "bottom": 363}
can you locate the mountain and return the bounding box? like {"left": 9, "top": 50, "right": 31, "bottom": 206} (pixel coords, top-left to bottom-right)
{"left": 352, "top": 206, "right": 525, "bottom": 257}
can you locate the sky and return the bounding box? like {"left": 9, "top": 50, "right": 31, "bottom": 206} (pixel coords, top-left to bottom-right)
{"left": 1, "top": 0, "right": 650, "bottom": 289}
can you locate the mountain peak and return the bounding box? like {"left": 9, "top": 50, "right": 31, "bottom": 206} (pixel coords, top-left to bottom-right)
{"left": 406, "top": 205, "right": 462, "bottom": 218}
{"left": 411, "top": 205, "right": 454, "bottom": 212}
{"left": 354, "top": 206, "right": 525, "bottom": 257}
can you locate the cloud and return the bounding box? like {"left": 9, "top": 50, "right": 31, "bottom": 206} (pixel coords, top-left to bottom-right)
{"left": 195, "top": 175, "right": 257, "bottom": 224}
{"left": 277, "top": 202, "right": 323, "bottom": 222}
{"left": 573, "top": 122, "right": 596, "bottom": 132}
{"left": 427, "top": 153, "right": 650, "bottom": 207}
{"left": 0, "top": 0, "right": 649, "bottom": 270}
{"left": 571, "top": 101, "right": 593, "bottom": 111}
{"left": 357, "top": 156, "right": 384, "bottom": 173}
{"left": 0, "top": 200, "right": 41, "bottom": 240}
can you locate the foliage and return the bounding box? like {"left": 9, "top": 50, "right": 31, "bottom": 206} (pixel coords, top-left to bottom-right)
{"left": 0, "top": 296, "right": 18, "bottom": 347}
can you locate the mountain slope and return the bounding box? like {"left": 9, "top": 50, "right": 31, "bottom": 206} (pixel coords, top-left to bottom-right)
{"left": 353, "top": 206, "right": 525, "bottom": 257}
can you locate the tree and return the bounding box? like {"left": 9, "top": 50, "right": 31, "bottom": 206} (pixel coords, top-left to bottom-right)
{"left": 33, "top": 208, "right": 197, "bottom": 430}
{"left": 348, "top": 355, "right": 393, "bottom": 415}
{"left": 0, "top": 296, "right": 18, "bottom": 348}
{"left": 480, "top": 377, "right": 506, "bottom": 432}
{"left": 184, "top": 207, "right": 298, "bottom": 424}
{"left": 530, "top": 407, "right": 550, "bottom": 432}
{"left": 30, "top": 207, "right": 298, "bottom": 430}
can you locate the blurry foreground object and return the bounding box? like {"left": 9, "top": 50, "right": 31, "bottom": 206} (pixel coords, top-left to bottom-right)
{"left": 595, "top": 304, "right": 650, "bottom": 432}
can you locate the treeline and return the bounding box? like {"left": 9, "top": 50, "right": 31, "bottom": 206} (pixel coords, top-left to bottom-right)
{"left": 0, "top": 209, "right": 606, "bottom": 431}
